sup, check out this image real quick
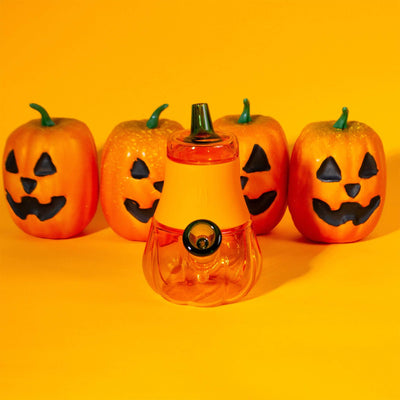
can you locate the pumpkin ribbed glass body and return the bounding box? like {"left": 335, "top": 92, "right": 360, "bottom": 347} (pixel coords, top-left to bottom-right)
{"left": 143, "top": 104, "right": 262, "bottom": 306}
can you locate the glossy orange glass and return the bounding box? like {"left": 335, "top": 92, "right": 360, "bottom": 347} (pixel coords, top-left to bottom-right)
{"left": 166, "top": 130, "right": 238, "bottom": 164}
{"left": 143, "top": 104, "right": 262, "bottom": 306}
{"left": 143, "top": 220, "right": 261, "bottom": 306}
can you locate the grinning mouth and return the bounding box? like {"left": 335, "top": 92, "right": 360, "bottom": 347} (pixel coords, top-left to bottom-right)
{"left": 6, "top": 191, "right": 66, "bottom": 221}
{"left": 312, "top": 195, "right": 381, "bottom": 227}
{"left": 244, "top": 190, "right": 277, "bottom": 216}
{"left": 124, "top": 198, "right": 159, "bottom": 223}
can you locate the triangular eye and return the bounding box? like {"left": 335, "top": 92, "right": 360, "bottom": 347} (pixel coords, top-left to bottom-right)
{"left": 240, "top": 176, "right": 249, "bottom": 189}
{"left": 153, "top": 181, "right": 164, "bottom": 192}
{"left": 34, "top": 153, "right": 57, "bottom": 176}
{"left": 317, "top": 156, "right": 342, "bottom": 182}
{"left": 243, "top": 144, "right": 271, "bottom": 173}
{"left": 130, "top": 158, "right": 149, "bottom": 179}
{"left": 5, "top": 150, "right": 19, "bottom": 173}
{"left": 359, "top": 152, "right": 378, "bottom": 178}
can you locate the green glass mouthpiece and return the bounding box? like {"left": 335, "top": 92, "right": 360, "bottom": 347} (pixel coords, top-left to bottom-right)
{"left": 186, "top": 103, "right": 221, "bottom": 143}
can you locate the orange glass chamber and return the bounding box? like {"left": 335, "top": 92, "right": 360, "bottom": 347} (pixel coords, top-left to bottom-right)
{"left": 142, "top": 104, "right": 262, "bottom": 306}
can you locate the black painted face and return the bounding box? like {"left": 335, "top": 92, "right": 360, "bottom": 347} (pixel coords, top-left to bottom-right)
{"left": 5, "top": 150, "right": 66, "bottom": 221}
{"left": 312, "top": 152, "right": 381, "bottom": 226}
{"left": 124, "top": 158, "right": 163, "bottom": 223}
{"left": 241, "top": 144, "right": 277, "bottom": 215}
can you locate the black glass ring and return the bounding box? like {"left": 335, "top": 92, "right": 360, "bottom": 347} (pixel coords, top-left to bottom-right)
{"left": 182, "top": 219, "right": 222, "bottom": 257}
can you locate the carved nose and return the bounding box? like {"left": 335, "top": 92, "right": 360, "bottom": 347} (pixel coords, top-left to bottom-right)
{"left": 345, "top": 183, "right": 361, "bottom": 198}
{"left": 21, "top": 177, "right": 37, "bottom": 194}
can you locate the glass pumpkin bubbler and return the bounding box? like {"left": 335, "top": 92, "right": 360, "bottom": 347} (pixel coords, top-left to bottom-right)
{"left": 143, "top": 103, "right": 262, "bottom": 306}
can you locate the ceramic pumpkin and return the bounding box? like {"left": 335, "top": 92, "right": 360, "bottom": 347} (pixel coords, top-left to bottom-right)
{"left": 100, "top": 104, "right": 184, "bottom": 241}
{"left": 288, "top": 107, "right": 386, "bottom": 243}
{"left": 3, "top": 103, "right": 99, "bottom": 239}
{"left": 213, "top": 99, "right": 289, "bottom": 235}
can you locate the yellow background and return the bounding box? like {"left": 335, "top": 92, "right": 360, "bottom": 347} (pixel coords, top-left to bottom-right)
{"left": 1, "top": 0, "right": 400, "bottom": 398}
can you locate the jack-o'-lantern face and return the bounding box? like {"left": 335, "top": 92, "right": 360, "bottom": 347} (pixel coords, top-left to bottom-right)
{"left": 100, "top": 133, "right": 178, "bottom": 241}
{"left": 101, "top": 134, "right": 174, "bottom": 242}
{"left": 3, "top": 105, "right": 99, "bottom": 239}
{"left": 5, "top": 150, "right": 67, "bottom": 221}
{"left": 240, "top": 143, "right": 279, "bottom": 216}
{"left": 312, "top": 152, "right": 381, "bottom": 227}
{"left": 123, "top": 157, "right": 164, "bottom": 224}
{"left": 213, "top": 100, "right": 289, "bottom": 235}
{"left": 288, "top": 108, "right": 386, "bottom": 243}
{"left": 100, "top": 105, "right": 184, "bottom": 241}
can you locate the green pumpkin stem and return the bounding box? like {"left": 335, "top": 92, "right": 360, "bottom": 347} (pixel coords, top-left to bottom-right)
{"left": 333, "top": 107, "right": 349, "bottom": 130}
{"left": 30, "top": 103, "right": 55, "bottom": 127}
{"left": 238, "top": 98, "right": 252, "bottom": 124}
{"left": 146, "top": 104, "right": 169, "bottom": 129}
{"left": 185, "top": 103, "right": 221, "bottom": 143}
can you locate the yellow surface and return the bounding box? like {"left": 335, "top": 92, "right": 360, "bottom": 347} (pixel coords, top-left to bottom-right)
{"left": 1, "top": 0, "right": 399, "bottom": 399}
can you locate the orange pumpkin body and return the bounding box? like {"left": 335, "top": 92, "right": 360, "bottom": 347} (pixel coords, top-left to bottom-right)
{"left": 213, "top": 114, "right": 289, "bottom": 235}
{"left": 100, "top": 118, "right": 183, "bottom": 241}
{"left": 288, "top": 118, "right": 386, "bottom": 243}
{"left": 3, "top": 117, "right": 99, "bottom": 238}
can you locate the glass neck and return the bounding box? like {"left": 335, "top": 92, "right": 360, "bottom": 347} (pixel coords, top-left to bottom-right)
{"left": 184, "top": 103, "right": 222, "bottom": 144}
